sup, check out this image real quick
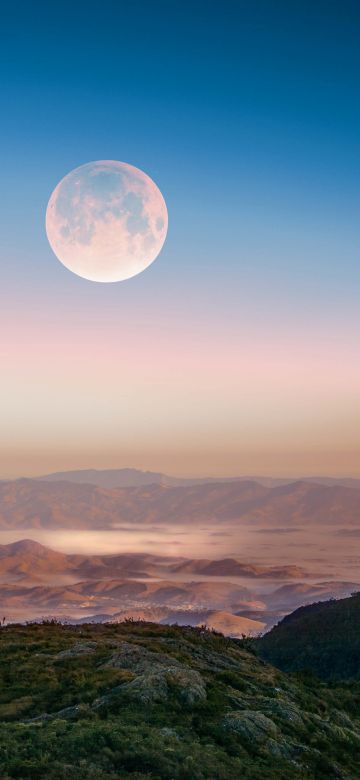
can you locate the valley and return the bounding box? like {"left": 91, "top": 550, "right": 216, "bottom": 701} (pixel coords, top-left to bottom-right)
{"left": 0, "top": 472, "right": 358, "bottom": 635}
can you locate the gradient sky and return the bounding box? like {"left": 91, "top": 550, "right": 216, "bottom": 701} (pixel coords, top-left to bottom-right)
{"left": 1, "top": 0, "right": 359, "bottom": 478}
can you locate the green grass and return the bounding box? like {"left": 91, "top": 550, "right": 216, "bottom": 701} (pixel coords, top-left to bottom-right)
{"left": 0, "top": 621, "right": 358, "bottom": 778}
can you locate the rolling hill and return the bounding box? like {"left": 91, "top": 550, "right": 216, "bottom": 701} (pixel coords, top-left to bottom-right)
{"left": 0, "top": 540, "right": 358, "bottom": 631}
{"left": 0, "top": 540, "right": 303, "bottom": 629}
{"left": 0, "top": 540, "right": 306, "bottom": 585}
{"left": 0, "top": 539, "right": 188, "bottom": 584}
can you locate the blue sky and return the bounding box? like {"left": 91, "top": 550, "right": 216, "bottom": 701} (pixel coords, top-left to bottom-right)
{"left": 1, "top": 1, "right": 360, "bottom": 477}
{"left": 2, "top": 1, "right": 360, "bottom": 296}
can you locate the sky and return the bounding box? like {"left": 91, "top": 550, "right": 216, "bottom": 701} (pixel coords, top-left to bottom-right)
{"left": 1, "top": 0, "right": 359, "bottom": 478}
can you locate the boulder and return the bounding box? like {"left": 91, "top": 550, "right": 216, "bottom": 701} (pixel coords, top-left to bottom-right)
{"left": 119, "top": 665, "right": 206, "bottom": 706}
{"left": 103, "top": 641, "right": 182, "bottom": 673}
{"left": 262, "top": 698, "right": 304, "bottom": 728}
{"left": 93, "top": 663, "right": 206, "bottom": 709}
{"left": 54, "top": 642, "right": 98, "bottom": 659}
{"left": 223, "top": 710, "right": 277, "bottom": 743}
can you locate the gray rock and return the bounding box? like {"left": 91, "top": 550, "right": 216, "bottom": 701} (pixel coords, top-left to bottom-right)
{"left": 167, "top": 667, "right": 207, "bottom": 705}
{"left": 119, "top": 665, "right": 206, "bottom": 706}
{"left": 223, "top": 710, "right": 278, "bottom": 743}
{"left": 103, "top": 641, "right": 182, "bottom": 673}
{"left": 159, "top": 638, "right": 247, "bottom": 672}
{"left": 53, "top": 703, "right": 91, "bottom": 720}
{"left": 54, "top": 642, "right": 98, "bottom": 659}
{"left": 332, "top": 710, "right": 358, "bottom": 730}
{"left": 160, "top": 727, "right": 180, "bottom": 740}
{"left": 93, "top": 664, "right": 206, "bottom": 709}
{"left": 28, "top": 703, "right": 90, "bottom": 722}
{"left": 262, "top": 699, "right": 304, "bottom": 728}
{"left": 119, "top": 670, "right": 170, "bottom": 704}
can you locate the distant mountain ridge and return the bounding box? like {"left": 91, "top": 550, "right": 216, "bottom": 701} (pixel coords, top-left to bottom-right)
{"left": 31, "top": 468, "right": 360, "bottom": 490}
{"left": 0, "top": 477, "right": 359, "bottom": 530}
{"left": 35, "top": 468, "right": 240, "bottom": 488}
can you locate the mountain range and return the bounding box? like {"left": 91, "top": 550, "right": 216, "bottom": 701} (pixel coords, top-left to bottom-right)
{"left": 31, "top": 468, "right": 360, "bottom": 490}
{"left": 0, "top": 476, "right": 359, "bottom": 529}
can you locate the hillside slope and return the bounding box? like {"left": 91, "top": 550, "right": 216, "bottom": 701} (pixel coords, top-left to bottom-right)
{"left": 258, "top": 593, "right": 360, "bottom": 680}
{"left": 0, "top": 621, "right": 359, "bottom": 778}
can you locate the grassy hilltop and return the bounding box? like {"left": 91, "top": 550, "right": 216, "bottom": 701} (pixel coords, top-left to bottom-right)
{"left": 0, "top": 621, "right": 359, "bottom": 778}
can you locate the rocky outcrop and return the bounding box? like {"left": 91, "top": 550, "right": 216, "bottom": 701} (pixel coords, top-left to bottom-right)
{"left": 54, "top": 641, "right": 98, "bottom": 659}
{"left": 97, "top": 641, "right": 207, "bottom": 707}
{"left": 223, "top": 710, "right": 278, "bottom": 743}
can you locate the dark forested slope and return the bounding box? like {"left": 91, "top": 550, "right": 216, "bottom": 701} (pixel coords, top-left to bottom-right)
{"left": 258, "top": 592, "right": 360, "bottom": 681}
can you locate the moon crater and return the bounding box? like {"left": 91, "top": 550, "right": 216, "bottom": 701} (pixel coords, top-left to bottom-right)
{"left": 46, "top": 160, "right": 168, "bottom": 282}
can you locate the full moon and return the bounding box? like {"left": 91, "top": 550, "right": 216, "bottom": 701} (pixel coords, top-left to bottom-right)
{"left": 45, "top": 160, "right": 168, "bottom": 282}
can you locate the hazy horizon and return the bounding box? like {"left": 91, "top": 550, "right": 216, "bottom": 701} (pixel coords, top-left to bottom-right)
{"left": 2, "top": 461, "right": 360, "bottom": 482}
